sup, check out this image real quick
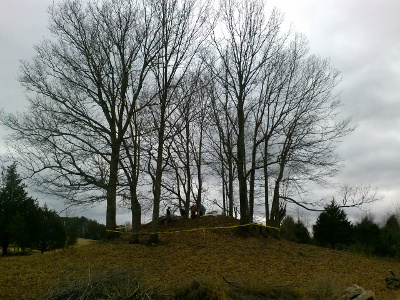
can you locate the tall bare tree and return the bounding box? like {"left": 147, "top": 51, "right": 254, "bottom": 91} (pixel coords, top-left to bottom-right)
{"left": 146, "top": 0, "right": 211, "bottom": 244}
{"left": 208, "top": 66, "right": 237, "bottom": 217}
{"left": 159, "top": 65, "right": 207, "bottom": 217}
{"left": 1, "top": 0, "right": 160, "bottom": 237}
{"left": 263, "top": 36, "right": 352, "bottom": 227}
{"left": 206, "top": 0, "right": 355, "bottom": 228}
{"left": 209, "top": 0, "right": 284, "bottom": 225}
{"left": 119, "top": 109, "right": 145, "bottom": 243}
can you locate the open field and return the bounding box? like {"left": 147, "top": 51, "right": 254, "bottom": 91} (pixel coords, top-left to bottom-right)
{"left": 1, "top": 215, "right": 400, "bottom": 299}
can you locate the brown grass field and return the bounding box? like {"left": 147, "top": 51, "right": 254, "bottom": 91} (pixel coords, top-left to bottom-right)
{"left": 1, "top": 215, "right": 400, "bottom": 299}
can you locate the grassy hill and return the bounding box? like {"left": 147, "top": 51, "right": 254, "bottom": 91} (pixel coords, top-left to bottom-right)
{"left": 1, "top": 215, "right": 400, "bottom": 299}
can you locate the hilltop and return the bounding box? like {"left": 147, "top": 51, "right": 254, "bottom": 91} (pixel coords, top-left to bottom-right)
{"left": 1, "top": 215, "right": 400, "bottom": 299}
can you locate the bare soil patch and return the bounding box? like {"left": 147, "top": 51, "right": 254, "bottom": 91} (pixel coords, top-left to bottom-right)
{"left": 1, "top": 215, "right": 400, "bottom": 299}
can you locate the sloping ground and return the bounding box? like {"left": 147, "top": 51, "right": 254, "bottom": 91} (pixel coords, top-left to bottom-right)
{"left": 1, "top": 215, "right": 400, "bottom": 299}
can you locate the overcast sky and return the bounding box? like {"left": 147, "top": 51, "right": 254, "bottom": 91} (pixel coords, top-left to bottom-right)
{"left": 1, "top": 0, "right": 399, "bottom": 225}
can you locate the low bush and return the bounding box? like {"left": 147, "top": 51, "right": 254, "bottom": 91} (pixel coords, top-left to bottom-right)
{"left": 176, "top": 278, "right": 303, "bottom": 300}
{"left": 306, "top": 272, "right": 343, "bottom": 300}
{"left": 175, "top": 279, "right": 222, "bottom": 299}
{"left": 47, "top": 272, "right": 307, "bottom": 300}
{"left": 45, "top": 270, "right": 165, "bottom": 300}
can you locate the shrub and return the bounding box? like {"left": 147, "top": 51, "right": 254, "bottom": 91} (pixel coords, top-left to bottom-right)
{"left": 175, "top": 279, "right": 221, "bottom": 300}
{"left": 45, "top": 270, "right": 162, "bottom": 300}
{"left": 66, "top": 230, "right": 78, "bottom": 247}
{"left": 306, "top": 272, "right": 342, "bottom": 300}
{"left": 62, "top": 216, "right": 106, "bottom": 240}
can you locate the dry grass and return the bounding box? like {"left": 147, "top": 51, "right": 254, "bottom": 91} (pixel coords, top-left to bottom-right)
{"left": 75, "top": 238, "right": 96, "bottom": 247}
{"left": 1, "top": 215, "right": 400, "bottom": 299}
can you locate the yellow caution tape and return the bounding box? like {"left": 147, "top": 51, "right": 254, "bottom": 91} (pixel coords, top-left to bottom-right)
{"left": 116, "top": 226, "right": 130, "bottom": 230}
{"left": 107, "top": 222, "right": 279, "bottom": 235}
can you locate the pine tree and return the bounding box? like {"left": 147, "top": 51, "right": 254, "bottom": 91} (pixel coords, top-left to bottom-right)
{"left": 33, "top": 205, "right": 66, "bottom": 253}
{"left": 0, "top": 163, "right": 38, "bottom": 255}
{"left": 313, "top": 200, "right": 353, "bottom": 249}
{"left": 281, "top": 216, "right": 311, "bottom": 244}
{"left": 379, "top": 215, "right": 400, "bottom": 257}
{"left": 294, "top": 220, "right": 312, "bottom": 244}
{"left": 354, "top": 215, "right": 381, "bottom": 255}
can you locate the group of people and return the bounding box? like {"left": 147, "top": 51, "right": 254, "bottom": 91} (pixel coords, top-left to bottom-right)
{"left": 190, "top": 203, "right": 206, "bottom": 219}
{"left": 164, "top": 203, "right": 206, "bottom": 225}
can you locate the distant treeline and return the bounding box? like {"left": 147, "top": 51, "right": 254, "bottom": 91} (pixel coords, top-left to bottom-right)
{"left": 62, "top": 216, "right": 106, "bottom": 241}
{"left": 281, "top": 200, "right": 400, "bottom": 258}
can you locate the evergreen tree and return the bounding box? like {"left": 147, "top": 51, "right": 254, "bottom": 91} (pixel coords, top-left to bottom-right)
{"left": 0, "top": 163, "right": 67, "bottom": 255}
{"left": 378, "top": 215, "right": 400, "bottom": 257}
{"left": 33, "top": 205, "right": 67, "bottom": 254}
{"left": 294, "top": 220, "right": 312, "bottom": 244}
{"left": 8, "top": 212, "right": 29, "bottom": 252}
{"left": 353, "top": 215, "right": 381, "bottom": 255}
{"left": 0, "top": 163, "right": 37, "bottom": 255}
{"left": 313, "top": 200, "right": 353, "bottom": 249}
{"left": 280, "top": 216, "right": 297, "bottom": 242}
{"left": 281, "top": 216, "right": 311, "bottom": 244}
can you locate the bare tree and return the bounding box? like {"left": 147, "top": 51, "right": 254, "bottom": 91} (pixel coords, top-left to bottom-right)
{"left": 209, "top": 0, "right": 284, "bottom": 225}
{"left": 145, "top": 0, "right": 211, "bottom": 244}
{"left": 206, "top": 0, "right": 357, "bottom": 228}
{"left": 119, "top": 109, "right": 145, "bottom": 244}
{"left": 208, "top": 66, "right": 237, "bottom": 217}
{"left": 154, "top": 69, "right": 197, "bottom": 218}
{"left": 1, "top": 0, "right": 160, "bottom": 237}
{"left": 159, "top": 65, "right": 209, "bottom": 217}
{"left": 264, "top": 38, "right": 353, "bottom": 227}
{"left": 280, "top": 185, "right": 378, "bottom": 213}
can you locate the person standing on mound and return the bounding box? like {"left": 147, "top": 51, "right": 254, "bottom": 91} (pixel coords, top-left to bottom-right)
{"left": 166, "top": 207, "right": 171, "bottom": 225}
{"left": 190, "top": 204, "right": 197, "bottom": 219}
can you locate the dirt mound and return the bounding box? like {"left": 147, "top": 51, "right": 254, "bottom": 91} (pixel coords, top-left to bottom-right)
{"left": 142, "top": 214, "right": 241, "bottom": 232}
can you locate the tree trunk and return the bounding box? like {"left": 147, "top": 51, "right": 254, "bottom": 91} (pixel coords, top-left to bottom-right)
{"left": 264, "top": 141, "right": 270, "bottom": 223}
{"left": 221, "top": 147, "right": 227, "bottom": 216}
{"left": 237, "top": 98, "right": 249, "bottom": 225}
{"left": 270, "top": 138, "right": 290, "bottom": 227}
{"left": 148, "top": 106, "right": 166, "bottom": 245}
{"left": 228, "top": 153, "right": 234, "bottom": 217}
{"left": 248, "top": 138, "right": 258, "bottom": 222}
{"left": 270, "top": 179, "right": 281, "bottom": 227}
{"left": 1, "top": 236, "right": 9, "bottom": 256}
{"left": 196, "top": 123, "right": 203, "bottom": 207}
{"left": 175, "top": 168, "right": 186, "bottom": 217}
{"left": 130, "top": 191, "right": 141, "bottom": 244}
{"left": 185, "top": 114, "right": 191, "bottom": 219}
{"left": 106, "top": 144, "right": 120, "bottom": 239}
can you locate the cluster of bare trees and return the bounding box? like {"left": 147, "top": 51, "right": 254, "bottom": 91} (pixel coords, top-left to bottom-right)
{"left": 1, "top": 0, "right": 372, "bottom": 243}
